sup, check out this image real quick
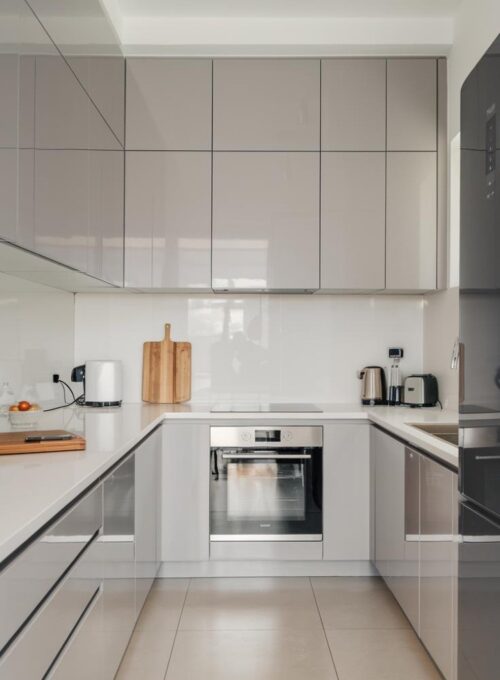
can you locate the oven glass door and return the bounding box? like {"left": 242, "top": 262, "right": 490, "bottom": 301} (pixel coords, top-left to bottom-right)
{"left": 210, "top": 449, "right": 322, "bottom": 539}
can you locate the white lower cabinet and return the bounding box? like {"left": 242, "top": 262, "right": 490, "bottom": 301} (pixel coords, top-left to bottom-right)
{"left": 371, "top": 425, "right": 458, "bottom": 680}
{"left": 323, "top": 423, "right": 371, "bottom": 561}
{"left": 161, "top": 423, "right": 210, "bottom": 562}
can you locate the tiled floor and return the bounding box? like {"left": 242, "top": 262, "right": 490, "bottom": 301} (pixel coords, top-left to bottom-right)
{"left": 115, "top": 577, "right": 441, "bottom": 680}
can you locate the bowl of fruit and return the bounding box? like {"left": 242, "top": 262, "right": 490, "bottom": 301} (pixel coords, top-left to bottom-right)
{"left": 8, "top": 401, "right": 42, "bottom": 428}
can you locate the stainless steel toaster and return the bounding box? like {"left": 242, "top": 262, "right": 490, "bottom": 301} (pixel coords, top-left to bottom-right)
{"left": 403, "top": 374, "right": 439, "bottom": 407}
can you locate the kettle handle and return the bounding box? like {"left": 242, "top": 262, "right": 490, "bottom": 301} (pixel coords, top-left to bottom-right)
{"left": 358, "top": 370, "right": 365, "bottom": 380}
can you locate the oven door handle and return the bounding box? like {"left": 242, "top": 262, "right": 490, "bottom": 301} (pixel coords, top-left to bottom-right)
{"left": 221, "top": 453, "right": 312, "bottom": 460}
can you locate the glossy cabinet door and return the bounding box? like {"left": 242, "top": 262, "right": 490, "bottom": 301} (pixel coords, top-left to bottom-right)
{"left": 419, "top": 454, "right": 458, "bottom": 680}
{"left": 386, "top": 152, "right": 437, "bottom": 291}
{"left": 321, "top": 58, "right": 386, "bottom": 151}
{"left": 213, "top": 58, "right": 320, "bottom": 150}
{"left": 162, "top": 423, "right": 210, "bottom": 562}
{"left": 88, "top": 150, "right": 125, "bottom": 286}
{"left": 135, "top": 427, "right": 161, "bottom": 614}
{"left": 212, "top": 151, "right": 320, "bottom": 291}
{"left": 125, "top": 151, "right": 211, "bottom": 289}
{"left": 387, "top": 59, "right": 437, "bottom": 151}
{"left": 323, "top": 424, "right": 370, "bottom": 561}
{"left": 126, "top": 58, "right": 212, "bottom": 151}
{"left": 321, "top": 152, "right": 385, "bottom": 290}
{"left": 372, "top": 427, "right": 419, "bottom": 631}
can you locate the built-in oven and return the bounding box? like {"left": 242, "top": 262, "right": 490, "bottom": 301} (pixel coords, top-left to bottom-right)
{"left": 458, "top": 423, "right": 500, "bottom": 679}
{"left": 210, "top": 426, "right": 322, "bottom": 541}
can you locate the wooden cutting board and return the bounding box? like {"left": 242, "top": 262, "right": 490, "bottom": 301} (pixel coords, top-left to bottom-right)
{"left": 142, "top": 324, "right": 192, "bottom": 403}
{"left": 0, "top": 430, "right": 86, "bottom": 455}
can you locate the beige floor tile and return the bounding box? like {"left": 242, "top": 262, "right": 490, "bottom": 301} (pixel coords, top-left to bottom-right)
{"left": 179, "top": 577, "right": 323, "bottom": 631}
{"left": 326, "top": 628, "right": 441, "bottom": 680}
{"left": 135, "top": 578, "right": 189, "bottom": 631}
{"left": 115, "top": 628, "right": 176, "bottom": 680}
{"left": 165, "top": 629, "right": 338, "bottom": 680}
{"left": 312, "top": 577, "right": 410, "bottom": 629}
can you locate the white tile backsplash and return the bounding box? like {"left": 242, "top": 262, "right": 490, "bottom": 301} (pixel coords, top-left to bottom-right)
{"left": 74, "top": 293, "right": 424, "bottom": 404}
{"left": 0, "top": 272, "right": 74, "bottom": 405}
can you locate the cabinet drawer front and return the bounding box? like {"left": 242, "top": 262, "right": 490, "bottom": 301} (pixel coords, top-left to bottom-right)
{"left": 0, "top": 485, "right": 102, "bottom": 651}
{"left": 0, "top": 544, "right": 100, "bottom": 680}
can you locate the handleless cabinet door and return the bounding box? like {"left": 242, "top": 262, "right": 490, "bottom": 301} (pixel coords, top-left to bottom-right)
{"left": 212, "top": 151, "right": 320, "bottom": 291}
{"left": 126, "top": 58, "right": 212, "bottom": 151}
{"left": 162, "top": 423, "right": 210, "bottom": 562}
{"left": 321, "top": 58, "right": 386, "bottom": 151}
{"left": 386, "top": 152, "right": 437, "bottom": 291}
{"left": 420, "top": 455, "right": 458, "bottom": 680}
{"left": 373, "top": 427, "right": 405, "bottom": 583}
{"left": 88, "top": 150, "right": 124, "bottom": 286}
{"left": 323, "top": 424, "right": 370, "bottom": 560}
{"left": 213, "top": 58, "right": 320, "bottom": 150}
{"left": 387, "top": 59, "right": 437, "bottom": 151}
{"left": 321, "top": 152, "right": 385, "bottom": 290}
{"left": 125, "top": 151, "right": 211, "bottom": 289}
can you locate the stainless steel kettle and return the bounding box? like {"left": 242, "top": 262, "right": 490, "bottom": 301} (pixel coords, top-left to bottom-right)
{"left": 358, "top": 366, "right": 386, "bottom": 405}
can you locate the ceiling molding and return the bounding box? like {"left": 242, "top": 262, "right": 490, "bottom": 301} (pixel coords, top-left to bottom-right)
{"left": 115, "top": 16, "right": 454, "bottom": 56}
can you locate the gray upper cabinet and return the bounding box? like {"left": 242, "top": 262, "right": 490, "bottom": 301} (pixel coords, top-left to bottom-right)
{"left": 212, "top": 151, "right": 320, "bottom": 291}
{"left": 386, "top": 152, "right": 437, "bottom": 291}
{"left": 126, "top": 58, "right": 212, "bottom": 150}
{"left": 213, "top": 59, "right": 320, "bottom": 150}
{"left": 387, "top": 59, "right": 437, "bottom": 151}
{"left": 125, "top": 151, "right": 211, "bottom": 289}
{"left": 321, "top": 152, "right": 385, "bottom": 290}
{"left": 321, "top": 59, "right": 386, "bottom": 151}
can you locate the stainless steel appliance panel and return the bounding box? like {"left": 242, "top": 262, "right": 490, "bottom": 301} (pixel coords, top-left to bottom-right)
{"left": 210, "top": 426, "right": 322, "bottom": 541}
{"left": 0, "top": 484, "right": 102, "bottom": 652}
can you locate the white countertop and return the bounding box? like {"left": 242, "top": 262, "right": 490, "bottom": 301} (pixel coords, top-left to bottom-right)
{"left": 0, "top": 402, "right": 457, "bottom": 565}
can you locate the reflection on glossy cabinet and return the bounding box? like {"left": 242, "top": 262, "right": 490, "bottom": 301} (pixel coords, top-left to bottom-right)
{"left": 35, "top": 54, "right": 121, "bottom": 152}
{"left": 212, "top": 151, "right": 320, "bottom": 291}
{"left": 321, "top": 152, "right": 385, "bottom": 290}
{"left": 321, "top": 58, "right": 386, "bottom": 151}
{"left": 126, "top": 58, "right": 212, "bottom": 151}
{"left": 386, "top": 152, "right": 437, "bottom": 291}
{"left": 323, "top": 424, "right": 370, "bottom": 561}
{"left": 162, "top": 423, "right": 210, "bottom": 562}
{"left": 420, "top": 453, "right": 457, "bottom": 680}
{"left": 125, "top": 151, "right": 211, "bottom": 289}
{"left": 387, "top": 59, "right": 437, "bottom": 151}
{"left": 88, "top": 150, "right": 124, "bottom": 286}
{"left": 34, "top": 149, "right": 89, "bottom": 271}
{"left": 213, "top": 58, "right": 320, "bottom": 150}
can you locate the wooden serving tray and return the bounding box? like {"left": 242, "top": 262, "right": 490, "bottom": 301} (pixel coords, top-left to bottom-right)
{"left": 0, "top": 430, "right": 86, "bottom": 455}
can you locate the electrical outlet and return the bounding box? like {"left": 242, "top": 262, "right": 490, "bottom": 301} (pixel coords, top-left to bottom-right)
{"left": 52, "top": 374, "right": 60, "bottom": 383}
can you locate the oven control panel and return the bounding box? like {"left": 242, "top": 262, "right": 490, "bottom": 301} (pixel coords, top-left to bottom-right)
{"left": 210, "top": 426, "right": 323, "bottom": 448}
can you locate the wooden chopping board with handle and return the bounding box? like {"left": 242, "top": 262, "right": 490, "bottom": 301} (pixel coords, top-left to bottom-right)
{"left": 142, "top": 324, "right": 191, "bottom": 403}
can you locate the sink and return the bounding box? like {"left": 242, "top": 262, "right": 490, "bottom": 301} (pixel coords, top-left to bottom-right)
{"left": 407, "top": 423, "right": 459, "bottom": 446}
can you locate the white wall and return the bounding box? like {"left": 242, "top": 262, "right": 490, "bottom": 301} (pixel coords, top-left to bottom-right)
{"left": 74, "top": 293, "right": 423, "bottom": 404}
{"left": 0, "top": 273, "right": 74, "bottom": 406}
{"left": 448, "top": 0, "right": 500, "bottom": 137}
{"left": 423, "top": 288, "right": 458, "bottom": 411}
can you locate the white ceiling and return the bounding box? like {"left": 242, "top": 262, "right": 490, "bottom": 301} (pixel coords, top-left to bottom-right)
{"left": 115, "top": 0, "right": 462, "bottom": 19}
